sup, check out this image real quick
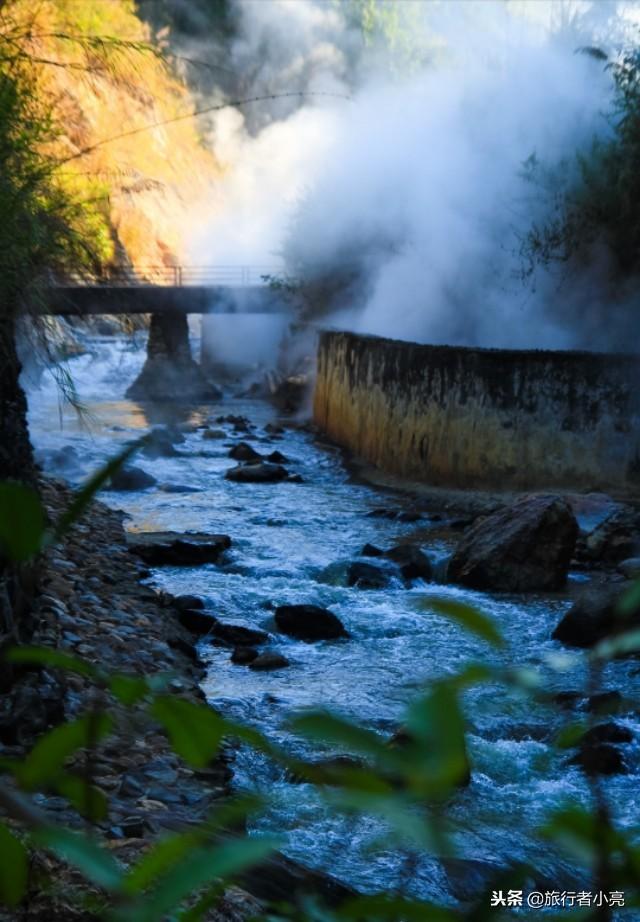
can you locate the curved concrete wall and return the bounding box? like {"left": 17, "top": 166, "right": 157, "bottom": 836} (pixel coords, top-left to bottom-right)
{"left": 313, "top": 331, "right": 640, "bottom": 492}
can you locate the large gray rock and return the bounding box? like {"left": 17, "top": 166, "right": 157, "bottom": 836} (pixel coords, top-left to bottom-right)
{"left": 275, "top": 604, "right": 349, "bottom": 641}
{"left": 127, "top": 531, "right": 231, "bottom": 566}
{"left": 448, "top": 494, "right": 578, "bottom": 591}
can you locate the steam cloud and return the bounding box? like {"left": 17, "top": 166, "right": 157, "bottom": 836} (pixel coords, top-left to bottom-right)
{"left": 189, "top": 0, "right": 634, "bottom": 355}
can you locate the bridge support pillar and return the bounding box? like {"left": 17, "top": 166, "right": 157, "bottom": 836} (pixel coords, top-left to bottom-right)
{"left": 126, "top": 313, "right": 219, "bottom": 402}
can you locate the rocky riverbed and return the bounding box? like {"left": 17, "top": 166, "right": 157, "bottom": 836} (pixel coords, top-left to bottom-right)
{"left": 21, "top": 335, "right": 640, "bottom": 912}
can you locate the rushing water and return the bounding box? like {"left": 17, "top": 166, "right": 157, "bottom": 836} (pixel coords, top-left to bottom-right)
{"left": 26, "top": 334, "right": 640, "bottom": 908}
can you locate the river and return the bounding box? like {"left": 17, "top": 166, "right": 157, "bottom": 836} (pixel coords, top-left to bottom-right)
{"left": 25, "top": 332, "right": 640, "bottom": 908}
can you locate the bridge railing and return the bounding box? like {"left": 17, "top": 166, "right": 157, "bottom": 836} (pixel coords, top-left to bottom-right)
{"left": 59, "top": 265, "right": 284, "bottom": 288}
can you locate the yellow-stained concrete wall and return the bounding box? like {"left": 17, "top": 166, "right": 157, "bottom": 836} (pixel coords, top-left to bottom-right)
{"left": 313, "top": 331, "right": 640, "bottom": 492}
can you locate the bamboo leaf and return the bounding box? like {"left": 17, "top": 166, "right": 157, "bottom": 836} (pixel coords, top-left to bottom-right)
{"left": 425, "top": 596, "right": 505, "bottom": 649}
{"left": 150, "top": 696, "right": 225, "bottom": 768}
{"left": 0, "top": 481, "right": 46, "bottom": 562}
{"left": 0, "top": 822, "right": 28, "bottom": 906}
{"left": 18, "top": 713, "right": 112, "bottom": 789}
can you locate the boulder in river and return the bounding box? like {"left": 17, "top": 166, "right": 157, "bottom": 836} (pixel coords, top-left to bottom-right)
{"left": 581, "top": 722, "right": 632, "bottom": 746}
{"left": 267, "top": 450, "right": 289, "bottom": 464}
{"left": 552, "top": 585, "right": 636, "bottom": 648}
{"left": 570, "top": 741, "right": 628, "bottom": 775}
{"left": 275, "top": 604, "right": 349, "bottom": 641}
{"left": 141, "top": 427, "right": 181, "bottom": 459}
{"left": 448, "top": 494, "right": 578, "bottom": 591}
{"left": 108, "top": 465, "right": 157, "bottom": 491}
{"left": 347, "top": 561, "right": 391, "bottom": 590}
{"left": 385, "top": 544, "right": 433, "bottom": 581}
{"left": 173, "top": 595, "right": 205, "bottom": 611}
{"left": 212, "top": 622, "right": 269, "bottom": 647}
{"left": 177, "top": 608, "right": 218, "bottom": 636}
{"left": 127, "top": 531, "right": 231, "bottom": 566}
{"left": 229, "top": 442, "right": 263, "bottom": 462}
{"left": 202, "top": 428, "right": 227, "bottom": 440}
{"left": 361, "top": 543, "right": 384, "bottom": 558}
{"left": 225, "top": 462, "right": 288, "bottom": 483}
{"left": 582, "top": 508, "right": 640, "bottom": 565}
{"left": 249, "top": 651, "right": 290, "bottom": 670}
{"left": 231, "top": 646, "right": 259, "bottom": 665}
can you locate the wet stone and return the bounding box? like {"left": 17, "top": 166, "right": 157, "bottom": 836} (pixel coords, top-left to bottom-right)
{"left": 347, "top": 561, "right": 391, "bottom": 590}
{"left": 177, "top": 609, "right": 218, "bottom": 636}
{"left": 275, "top": 604, "right": 349, "bottom": 641}
{"left": 225, "top": 461, "right": 289, "bottom": 483}
{"left": 229, "top": 441, "right": 263, "bottom": 462}
{"left": 212, "top": 622, "right": 269, "bottom": 647}
{"left": 249, "top": 651, "right": 290, "bottom": 670}
{"left": 127, "top": 532, "right": 231, "bottom": 566}
{"left": 231, "top": 646, "right": 259, "bottom": 665}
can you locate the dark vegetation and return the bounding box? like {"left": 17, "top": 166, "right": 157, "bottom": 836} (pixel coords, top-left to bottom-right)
{"left": 524, "top": 43, "right": 640, "bottom": 282}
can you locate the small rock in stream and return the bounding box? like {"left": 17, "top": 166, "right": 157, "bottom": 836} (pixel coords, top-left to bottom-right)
{"left": 213, "top": 623, "right": 269, "bottom": 647}
{"left": 552, "top": 585, "right": 636, "bottom": 648}
{"left": 225, "top": 462, "right": 288, "bottom": 483}
{"left": 229, "top": 441, "right": 263, "bottom": 462}
{"left": 361, "top": 543, "right": 384, "bottom": 557}
{"left": 108, "top": 465, "right": 157, "bottom": 491}
{"left": 581, "top": 722, "right": 632, "bottom": 746}
{"left": 275, "top": 604, "right": 349, "bottom": 641}
{"left": 177, "top": 609, "right": 219, "bottom": 636}
{"left": 347, "top": 561, "right": 391, "bottom": 590}
{"left": 249, "top": 651, "right": 290, "bottom": 670}
{"left": 127, "top": 532, "right": 231, "bottom": 566}
{"left": 570, "top": 742, "right": 628, "bottom": 775}
{"left": 385, "top": 544, "right": 433, "bottom": 581}
{"left": 231, "top": 646, "right": 259, "bottom": 664}
{"left": 173, "top": 595, "right": 205, "bottom": 611}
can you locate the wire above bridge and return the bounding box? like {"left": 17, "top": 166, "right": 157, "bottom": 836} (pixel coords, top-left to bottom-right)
{"left": 60, "top": 265, "right": 285, "bottom": 288}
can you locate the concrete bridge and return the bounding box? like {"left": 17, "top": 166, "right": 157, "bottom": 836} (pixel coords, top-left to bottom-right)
{"left": 45, "top": 266, "right": 294, "bottom": 401}
{"left": 47, "top": 265, "right": 288, "bottom": 316}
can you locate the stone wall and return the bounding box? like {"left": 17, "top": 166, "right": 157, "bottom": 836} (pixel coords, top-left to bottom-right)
{"left": 313, "top": 331, "right": 640, "bottom": 492}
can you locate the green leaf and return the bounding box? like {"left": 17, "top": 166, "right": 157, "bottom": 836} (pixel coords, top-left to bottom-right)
{"left": 123, "top": 797, "right": 262, "bottom": 895}
{"left": 133, "top": 837, "right": 278, "bottom": 922}
{"left": 618, "top": 579, "right": 640, "bottom": 616}
{"left": 425, "top": 596, "right": 505, "bottom": 649}
{"left": 404, "top": 683, "right": 470, "bottom": 793}
{"left": 290, "top": 712, "right": 388, "bottom": 760}
{"left": 0, "top": 822, "right": 28, "bottom": 906}
{"left": 18, "top": 713, "right": 112, "bottom": 789}
{"left": 592, "top": 627, "right": 640, "bottom": 660}
{"left": 341, "top": 895, "right": 457, "bottom": 921}
{"left": 0, "top": 481, "right": 46, "bottom": 562}
{"left": 150, "top": 696, "right": 225, "bottom": 768}
{"left": 6, "top": 645, "right": 98, "bottom": 678}
{"left": 109, "top": 674, "right": 149, "bottom": 706}
{"left": 122, "top": 830, "right": 200, "bottom": 894}
{"left": 34, "top": 827, "right": 122, "bottom": 890}
{"left": 56, "top": 774, "right": 108, "bottom": 822}
{"left": 555, "top": 722, "right": 588, "bottom": 749}
{"left": 49, "top": 438, "right": 145, "bottom": 544}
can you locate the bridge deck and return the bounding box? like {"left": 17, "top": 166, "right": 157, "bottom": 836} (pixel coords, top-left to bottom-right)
{"left": 46, "top": 285, "right": 288, "bottom": 316}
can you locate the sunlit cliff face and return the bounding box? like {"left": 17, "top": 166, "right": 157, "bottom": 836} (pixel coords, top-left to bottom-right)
{"left": 17, "top": 0, "right": 223, "bottom": 271}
